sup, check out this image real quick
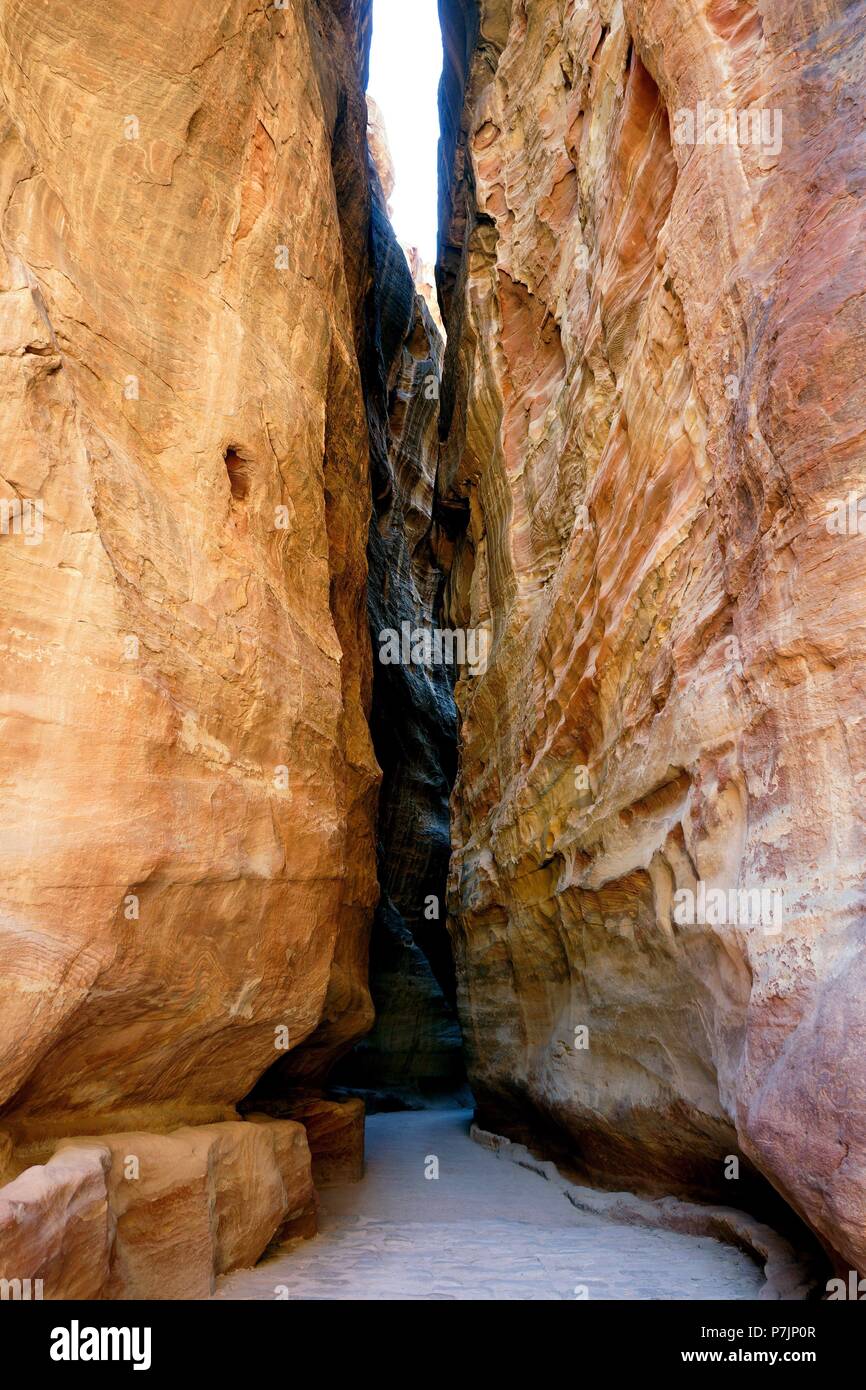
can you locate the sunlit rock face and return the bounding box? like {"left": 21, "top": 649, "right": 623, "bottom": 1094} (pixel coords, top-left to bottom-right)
{"left": 366, "top": 96, "right": 397, "bottom": 210}
{"left": 0, "top": 0, "right": 378, "bottom": 1151}
{"left": 0, "top": 1117, "right": 317, "bottom": 1299}
{"left": 438, "top": 0, "right": 866, "bottom": 1272}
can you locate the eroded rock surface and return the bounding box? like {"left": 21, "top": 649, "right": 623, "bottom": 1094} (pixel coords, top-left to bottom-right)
{"left": 246, "top": 1093, "right": 365, "bottom": 1187}
{"left": 438, "top": 0, "right": 866, "bottom": 1274}
{"left": 0, "top": 0, "right": 379, "bottom": 1129}
{"left": 0, "top": 0, "right": 379, "bottom": 1294}
{"left": 0, "top": 1118, "right": 315, "bottom": 1299}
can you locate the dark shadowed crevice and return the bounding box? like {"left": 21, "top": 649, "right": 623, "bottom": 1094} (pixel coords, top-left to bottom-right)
{"left": 224, "top": 447, "right": 250, "bottom": 501}
{"left": 331, "top": 88, "right": 471, "bottom": 1111}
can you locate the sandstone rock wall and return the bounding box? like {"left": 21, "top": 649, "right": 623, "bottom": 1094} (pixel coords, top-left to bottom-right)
{"left": 0, "top": 0, "right": 377, "bottom": 1134}
{"left": 438, "top": 0, "right": 866, "bottom": 1273}
{"left": 0, "top": 0, "right": 380, "bottom": 1293}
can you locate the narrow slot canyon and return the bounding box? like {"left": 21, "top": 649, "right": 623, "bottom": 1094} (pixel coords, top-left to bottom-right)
{"left": 0, "top": 0, "right": 864, "bottom": 1327}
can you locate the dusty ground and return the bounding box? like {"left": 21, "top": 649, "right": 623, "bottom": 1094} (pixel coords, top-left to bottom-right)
{"left": 215, "top": 1110, "right": 766, "bottom": 1300}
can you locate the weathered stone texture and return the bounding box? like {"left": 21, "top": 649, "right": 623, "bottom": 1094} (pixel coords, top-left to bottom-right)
{"left": 0, "top": 0, "right": 379, "bottom": 1295}
{"left": 438, "top": 0, "right": 866, "bottom": 1273}
{"left": 247, "top": 1092, "right": 365, "bottom": 1186}
{"left": 0, "top": 1118, "right": 315, "bottom": 1299}
{"left": 0, "top": 0, "right": 378, "bottom": 1130}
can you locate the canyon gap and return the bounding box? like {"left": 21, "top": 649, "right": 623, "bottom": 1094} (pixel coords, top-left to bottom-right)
{"left": 0, "top": 0, "right": 864, "bottom": 1297}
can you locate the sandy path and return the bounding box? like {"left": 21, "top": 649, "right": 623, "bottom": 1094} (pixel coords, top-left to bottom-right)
{"left": 215, "top": 1109, "right": 765, "bottom": 1301}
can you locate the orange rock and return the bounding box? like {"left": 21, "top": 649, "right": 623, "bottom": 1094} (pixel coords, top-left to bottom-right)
{"left": 249, "top": 1097, "right": 365, "bottom": 1188}
{"left": 0, "top": 1146, "right": 111, "bottom": 1299}
{"left": 0, "top": 1119, "right": 315, "bottom": 1299}
{"left": 0, "top": 2, "right": 377, "bottom": 1127}
{"left": 438, "top": 0, "right": 866, "bottom": 1273}
{"left": 0, "top": 0, "right": 378, "bottom": 1297}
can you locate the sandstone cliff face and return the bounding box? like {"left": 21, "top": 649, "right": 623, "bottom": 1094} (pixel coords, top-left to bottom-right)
{"left": 0, "top": 0, "right": 379, "bottom": 1292}
{"left": 438, "top": 0, "right": 866, "bottom": 1272}
{"left": 0, "top": 0, "right": 378, "bottom": 1134}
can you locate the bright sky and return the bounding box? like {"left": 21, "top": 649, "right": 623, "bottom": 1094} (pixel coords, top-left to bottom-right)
{"left": 367, "top": 0, "right": 443, "bottom": 265}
